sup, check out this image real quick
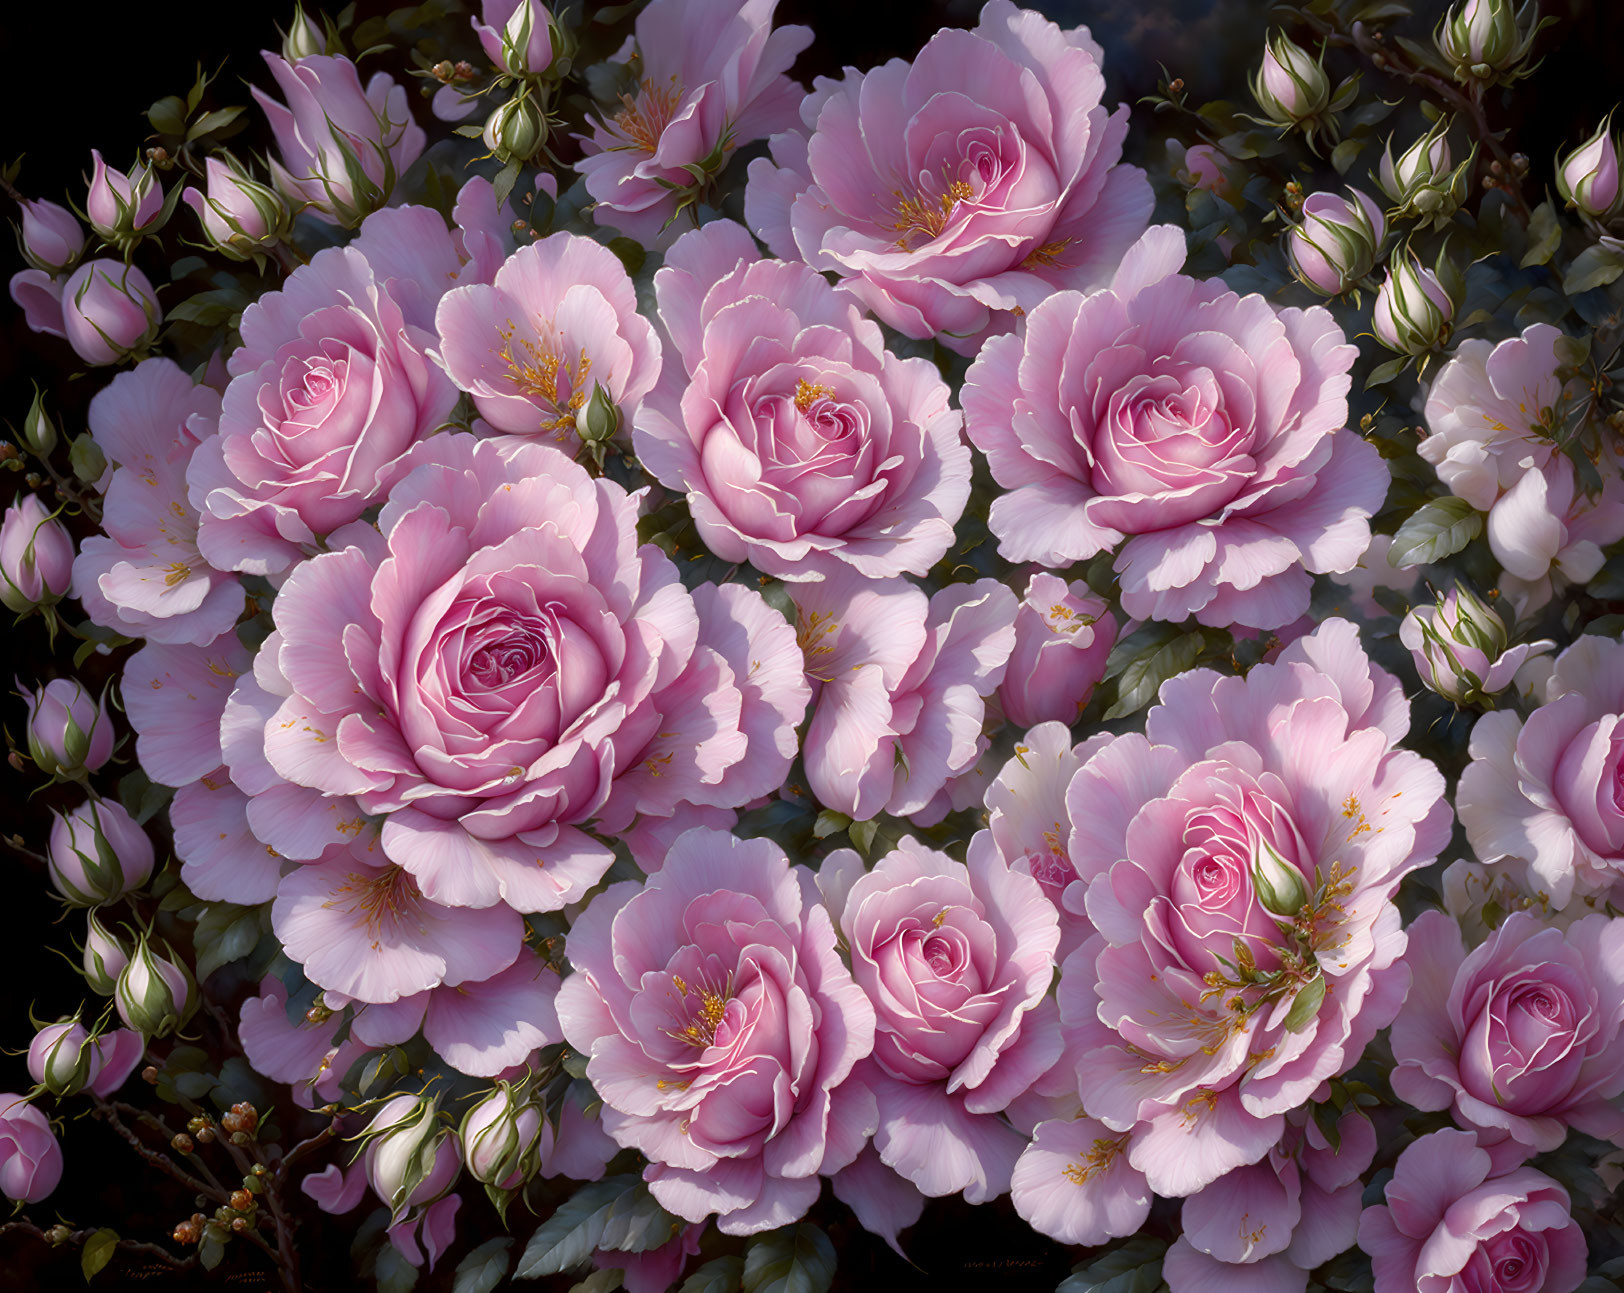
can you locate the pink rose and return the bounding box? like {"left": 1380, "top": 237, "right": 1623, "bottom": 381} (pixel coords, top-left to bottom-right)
{"left": 1056, "top": 619, "right": 1450, "bottom": 1199}
{"left": 224, "top": 433, "right": 807, "bottom": 913}
{"left": 555, "top": 827, "right": 876, "bottom": 1233}
{"left": 634, "top": 220, "right": 970, "bottom": 582}
{"left": 997, "top": 572, "right": 1116, "bottom": 727}
{"left": 1358, "top": 1129, "right": 1586, "bottom": 1293}
{"left": 0, "top": 1095, "right": 63, "bottom": 1204}
{"left": 817, "top": 837, "right": 1060, "bottom": 1203}
{"left": 187, "top": 213, "right": 460, "bottom": 576}
{"left": 745, "top": 0, "right": 1151, "bottom": 355}
{"left": 60, "top": 259, "right": 161, "bottom": 367}
{"left": 1393, "top": 909, "right": 1624, "bottom": 1167}
{"left": 0, "top": 494, "right": 74, "bottom": 612}
{"left": 575, "top": 0, "right": 811, "bottom": 249}
{"left": 1460, "top": 634, "right": 1624, "bottom": 907}
{"left": 964, "top": 225, "right": 1386, "bottom": 630}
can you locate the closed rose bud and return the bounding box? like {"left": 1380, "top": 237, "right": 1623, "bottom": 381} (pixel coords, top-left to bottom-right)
{"left": 364, "top": 1094, "right": 459, "bottom": 1221}
{"left": 574, "top": 382, "right": 621, "bottom": 446}
{"left": 997, "top": 572, "right": 1116, "bottom": 728}
{"left": 483, "top": 92, "right": 549, "bottom": 164}
{"left": 1436, "top": 0, "right": 1548, "bottom": 83}
{"left": 1288, "top": 187, "right": 1386, "bottom": 295}
{"left": 1252, "top": 32, "right": 1330, "bottom": 127}
{"left": 17, "top": 199, "right": 84, "bottom": 275}
{"left": 47, "top": 799, "right": 155, "bottom": 907}
{"left": 1373, "top": 249, "right": 1457, "bottom": 355}
{"left": 0, "top": 495, "right": 74, "bottom": 612}
{"left": 0, "top": 1095, "right": 64, "bottom": 1203}
{"left": 21, "top": 387, "right": 57, "bottom": 459}
{"left": 460, "top": 1083, "right": 543, "bottom": 1189}
{"left": 26, "top": 1020, "right": 103, "bottom": 1097}
{"left": 280, "top": 1, "right": 327, "bottom": 61}
{"left": 181, "top": 156, "right": 293, "bottom": 260}
{"left": 1399, "top": 586, "right": 1553, "bottom": 705}
{"left": 1378, "top": 120, "right": 1471, "bottom": 220}
{"left": 115, "top": 934, "right": 198, "bottom": 1039}
{"left": 84, "top": 151, "right": 166, "bottom": 246}
{"left": 1177, "top": 143, "right": 1229, "bottom": 193}
{"left": 81, "top": 908, "right": 129, "bottom": 996}
{"left": 23, "top": 678, "right": 114, "bottom": 777}
{"left": 1556, "top": 114, "right": 1622, "bottom": 220}
{"left": 475, "top": 0, "right": 555, "bottom": 78}
{"left": 60, "top": 260, "right": 161, "bottom": 367}
{"left": 1251, "top": 838, "right": 1311, "bottom": 917}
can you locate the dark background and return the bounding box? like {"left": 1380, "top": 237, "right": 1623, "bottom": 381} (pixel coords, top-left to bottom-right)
{"left": 2, "top": 1, "right": 1623, "bottom": 1289}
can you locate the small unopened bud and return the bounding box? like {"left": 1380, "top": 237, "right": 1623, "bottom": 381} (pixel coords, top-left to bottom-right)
{"left": 197, "top": 1126, "right": 217, "bottom": 1143}
{"left": 45, "top": 1223, "right": 73, "bottom": 1246}
{"left": 24, "top": 678, "right": 115, "bottom": 778}
{"left": 182, "top": 154, "right": 293, "bottom": 261}
{"left": 229, "top": 1189, "right": 253, "bottom": 1211}
{"left": 21, "top": 386, "right": 57, "bottom": 459}
{"left": 363, "top": 1093, "right": 460, "bottom": 1222}
{"left": 47, "top": 798, "right": 154, "bottom": 906}
{"left": 27, "top": 1019, "right": 103, "bottom": 1097}
{"left": 230, "top": 1217, "right": 250, "bottom": 1234}
{"left": 1436, "top": 0, "right": 1547, "bottom": 85}
{"left": 576, "top": 382, "right": 621, "bottom": 445}
{"left": 115, "top": 933, "right": 198, "bottom": 1039}
{"left": 1378, "top": 119, "right": 1472, "bottom": 221}
{"left": 84, "top": 150, "right": 168, "bottom": 248}
{"left": 1555, "top": 113, "right": 1623, "bottom": 220}
{"left": 476, "top": 0, "right": 555, "bottom": 78}
{"left": 1251, "top": 839, "right": 1311, "bottom": 917}
{"left": 1372, "top": 248, "right": 1458, "bottom": 356}
{"left": 1252, "top": 32, "right": 1331, "bottom": 128}
{"left": 460, "top": 1082, "right": 545, "bottom": 1190}
{"left": 1400, "top": 586, "right": 1554, "bottom": 705}
{"left": 483, "top": 93, "right": 549, "bottom": 164}
{"left": 280, "top": 1, "right": 328, "bottom": 61}
{"left": 172, "top": 1223, "right": 197, "bottom": 1245}
{"left": 82, "top": 908, "right": 129, "bottom": 996}
{"left": 172, "top": 1133, "right": 194, "bottom": 1154}
{"left": 141, "top": 1065, "right": 159, "bottom": 1084}
{"left": 1288, "top": 188, "right": 1386, "bottom": 296}
{"left": 16, "top": 199, "right": 84, "bottom": 276}
{"left": 0, "top": 495, "right": 74, "bottom": 613}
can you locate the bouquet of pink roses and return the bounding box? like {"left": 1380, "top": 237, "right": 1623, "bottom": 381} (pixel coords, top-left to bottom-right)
{"left": 3, "top": 0, "right": 1623, "bottom": 1289}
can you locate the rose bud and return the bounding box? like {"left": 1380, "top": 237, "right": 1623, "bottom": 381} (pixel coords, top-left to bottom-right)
{"left": 82, "top": 908, "right": 130, "bottom": 996}
{"left": 115, "top": 934, "right": 198, "bottom": 1039}
{"left": 84, "top": 150, "right": 167, "bottom": 247}
{"left": 1372, "top": 248, "right": 1457, "bottom": 356}
{"left": 181, "top": 155, "right": 293, "bottom": 261}
{"left": 1555, "top": 113, "right": 1622, "bottom": 220}
{"left": 26, "top": 1020, "right": 103, "bottom": 1098}
{"left": 60, "top": 260, "right": 162, "bottom": 367}
{"left": 459, "top": 1082, "right": 543, "bottom": 1191}
{"left": 483, "top": 92, "right": 548, "bottom": 164}
{"left": 1378, "top": 119, "right": 1470, "bottom": 220}
{"left": 0, "top": 495, "right": 74, "bottom": 613}
{"left": 17, "top": 199, "right": 84, "bottom": 275}
{"left": 21, "top": 386, "right": 57, "bottom": 458}
{"left": 1400, "top": 586, "right": 1553, "bottom": 706}
{"left": 363, "top": 1094, "right": 460, "bottom": 1222}
{"left": 279, "top": 1, "right": 328, "bottom": 62}
{"left": 24, "top": 678, "right": 114, "bottom": 778}
{"left": 475, "top": 0, "right": 556, "bottom": 78}
{"left": 997, "top": 572, "right": 1116, "bottom": 728}
{"left": 1251, "top": 32, "right": 1330, "bottom": 128}
{"left": 47, "top": 798, "right": 155, "bottom": 907}
{"left": 1287, "top": 187, "right": 1386, "bottom": 296}
{"left": 1436, "top": 0, "right": 1548, "bottom": 84}
{"left": 0, "top": 1095, "right": 64, "bottom": 1203}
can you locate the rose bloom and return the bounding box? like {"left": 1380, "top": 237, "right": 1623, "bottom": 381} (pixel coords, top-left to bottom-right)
{"left": 226, "top": 432, "right": 806, "bottom": 912}
{"left": 1358, "top": 1129, "right": 1586, "bottom": 1293}
{"left": 187, "top": 209, "right": 459, "bottom": 577}
{"left": 963, "top": 225, "right": 1385, "bottom": 630}
{"left": 555, "top": 827, "right": 876, "bottom": 1233}
{"left": 816, "top": 837, "right": 1060, "bottom": 1204}
{"left": 1055, "top": 619, "right": 1449, "bottom": 1199}
{"left": 635, "top": 220, "right": 970, "bottom": 582}
{"left": 576, "top": 0, "right": 810, "bottom": 249}
{"left": 1460, "top": 633, "right": 1624, "bottom": 907}
{"left": 0, "top": 1095, "right": 63, "bottom": 1204}
{"left": 1392, "top": 909, "right": 1624, "bottom": 1168}
{"left": 746, "top": 0, "right": 1151, "bottom": 355}
{"left": 997, "top": 572, "right": 1115, "bottom": 728}
{"left": 434, "top": 231, "right": 661, "bottom": 445}
{"left": 73, "top": 358, "right": 244, "bottom": 647}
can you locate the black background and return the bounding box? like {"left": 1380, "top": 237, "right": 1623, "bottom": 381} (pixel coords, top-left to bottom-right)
{"left": 1, "top": 1, "right": 1623, "bottom": 1289}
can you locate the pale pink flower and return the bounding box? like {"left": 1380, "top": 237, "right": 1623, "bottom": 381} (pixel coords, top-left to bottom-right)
{"left": 555, "top": 827, "right": 876, "bottom": 1234}
{"left": 239, "top": 976, "right": 367, "bottom": 1108}
{"left": 963, "top": 226, "right": 1385, "bottom": 630}
{"left": 634, "top": 220, "right": 970, "bottom": 581}
{"left": 0, "top": 1095, "right": 62, "bottom": 1204}
{"left": 997, "top": 573, "right": 1115, "bottom": 727}
{"left": 746, "top": 0, "right": 1151, "bottom": 355}
{"left": 576, "top": 0, "right": 810, "bottom": 249}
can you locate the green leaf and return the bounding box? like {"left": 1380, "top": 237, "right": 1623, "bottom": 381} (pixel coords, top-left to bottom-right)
{"left": 1283, "top": 973, "right": 1328, "bottom": 1032}
{"left": 606, "top": 237, "right": 645, "bottom": 275}
{"left": 1520, "top": 201, "right": 1563, "bottom": 268}
{"left": 81, "top": 1228, "right": 119, "bottom": 1281}
{"left": 1364, "top": 356, "right": 1409, "bottom": 389}
{"left": 1056, "top": 1236, "right": 1166, "bottom": 1292}
{"left": 741, "top": 1224, "right": 836, "bottom": 1293}
{"left": 375, "top": 1239, "right": 421, "bottom": 1293}
{"left": 1104, "top": 629, "right": 1210, "bottom": 720}
{"left": 117, "top": 767, "right": 172, "bottom": 826}
{"left": 515, "top": 1175, "right": 646, "bottom": 1278}
{"left": 1330, "top": 137, "right": 1363, "bottom": 175}
{"left": 186, "top": 105, "right": 246, "bottom": 142}
{"left": 849, "top": 818, "right": 879, "bottom": 857}
{"left": 454, "top": 1241, "right": 514, "bottom": 1293}
{"left": 69, "top": 431, "right": 107, "bottom": 486}
{"left": 198, "top": 1232, "right": 225, "bottom": 1271}
{"left": 571, "top": 1270, "right": 625, "bottom": 1293}
{"left": 679, "top": 1257, "right": 745, "bottom": 1293}
{"left": 1387, "top": 496, "right": 1482, "bottom": 568}
{"left": 192, "top": 902, "right": 265, "bottom": 980}
{"left": 1563, "top": 242, "right": 1624, "bottom": 294}
{"left": 812, "top": 810, "right": 851, "bottom": 841}
{"left": 493, "top": 158, "right": 523, "bottom": 211}
{"left": 148, "top": 96, "right": 189, "bottom": 136}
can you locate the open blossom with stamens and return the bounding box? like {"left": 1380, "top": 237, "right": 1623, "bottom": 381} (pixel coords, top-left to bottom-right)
{"left": 72, "top": 358, "right": 244, "bottom": 647}
{"left": 434, "top": 232, "right": 661, "bottom": 447}
{"left": 575, "top": 0, "right": 811, "bottom": 249}
{"left": 1053, "top": 619, "right": 1449, "bottom": 1200}
{"left": 745, "top": 0, "right": 1151, "bottom": 355}
{"left": 555, "top": 828, "right": 875, "bottom": 1233}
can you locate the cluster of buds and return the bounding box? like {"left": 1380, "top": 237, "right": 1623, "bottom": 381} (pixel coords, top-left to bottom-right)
{"left": 1434, "top": 0, "right": 1551, "bottom": 87}
{"left": 85, "top": 151, "right": 179, "bottom": 251}
{"left": 1287, "top": 187, "right": 1386, "bottom": 297}
{"left": 1556, "top": 113, "right": 1623, "bottom": 224}
{"left": 1250, "top": 32, "right": 1356, "bottom": 150}
{"left": 47, "top": 798, "right": 154, "bottom": 906}
{"left": 181, "top": 154, "right": 294, "bottom": 262}
{"left": 114, "top": 932, "right": 198, "bottom": 1038}
{"left": 220, "top": 1101, "right": 259, "bottom": 1138}
{"left": 1378, "top": 119, "right": 1474, "bottom": 227}
{"left": 0, "top": 494, "right": 74, "bottom": 614}
{"left": 362, "top": 1093, "right": 461, "bottom": 1222}
{"left": 1372, "top": 246, "right": 1461, "bottom": 358}
{"left": 1400, "top": 587, "right": 1554, "bottom": 706}
{"left": 23, "top": 678, "right": 114, "bottom": 779}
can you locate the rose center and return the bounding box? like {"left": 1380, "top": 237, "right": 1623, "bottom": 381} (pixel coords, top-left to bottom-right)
{"left": 921, "top": 931, "right": 962, "bottom": 978}
{"left": 469, "top": 625, "right": 549, "bottom": 687}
